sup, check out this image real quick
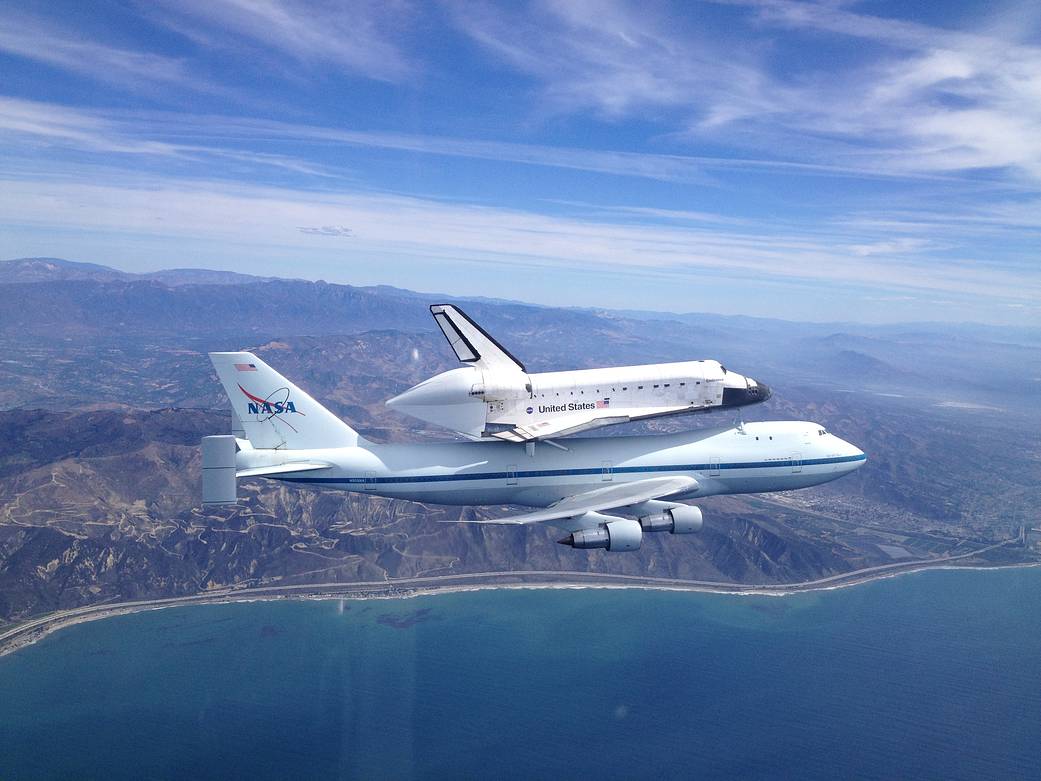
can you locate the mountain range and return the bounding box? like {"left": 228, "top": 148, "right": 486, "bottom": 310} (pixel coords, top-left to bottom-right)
{"left": 0, "top": 257, "right": 1037, "bottom": 624}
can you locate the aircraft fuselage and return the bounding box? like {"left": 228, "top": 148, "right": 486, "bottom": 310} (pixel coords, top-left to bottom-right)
{"left": 237, "top": 420, "right": 865, "bottom": 509}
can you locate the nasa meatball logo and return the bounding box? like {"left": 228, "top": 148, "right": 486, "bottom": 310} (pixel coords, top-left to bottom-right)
{"left": 238, "top": 384, "right": 306, "bottom": 432}
{"left": 526, "top": 406, "right": 534, "bottom": 414}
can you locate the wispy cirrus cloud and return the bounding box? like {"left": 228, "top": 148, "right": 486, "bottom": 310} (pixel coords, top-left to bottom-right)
{"left": 147, "top": 0, "right": 419, "bottom": 83}
{"left": 449, "top": 0, "right": 776, "bottom": 122}
{"left": 0, "top": 9, "right": 196, "bottom": 92}
{"left": 3, "top": 94, "right": 1036, "bottom": 311}
{"left": 452, "top": 0, "right": 1041, "bottom": 183}
{"left": 0, "top": 1, "right": 418, "bottom": 97}
{"left": 744, "top": 0, "right": 1041, "bottom": 179}
{"left": 0, "top": 97, "right": 338, "bottom": 177}
{"left": 3, "top": 97, "right": 989, "bottom": 187}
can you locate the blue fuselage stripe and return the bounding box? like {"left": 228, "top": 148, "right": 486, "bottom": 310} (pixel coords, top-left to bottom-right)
{"left": 278, "top": 453, "right": 867, "bottom": 486}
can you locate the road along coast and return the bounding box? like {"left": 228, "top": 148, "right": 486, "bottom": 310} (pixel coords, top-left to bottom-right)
{"left": 1, "top": 541, "right": 1035, "bottom": 658}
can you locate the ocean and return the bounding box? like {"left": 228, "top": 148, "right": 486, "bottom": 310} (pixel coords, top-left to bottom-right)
{"left": 1, "top": 568, "right": 1039, "bottom": 780}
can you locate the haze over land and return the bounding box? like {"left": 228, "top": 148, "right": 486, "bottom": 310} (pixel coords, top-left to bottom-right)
{"left": 1, "top": 257, "right": 1038, "bottom": 625}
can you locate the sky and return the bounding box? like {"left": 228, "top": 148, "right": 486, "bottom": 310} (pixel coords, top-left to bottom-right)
{"left": 0, "top": 0, "right": 1039, "bottom": 325}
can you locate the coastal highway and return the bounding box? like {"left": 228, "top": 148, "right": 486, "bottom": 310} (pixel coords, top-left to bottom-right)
{"left": 0, "top": 539, "right": 1025, "bottom": 658}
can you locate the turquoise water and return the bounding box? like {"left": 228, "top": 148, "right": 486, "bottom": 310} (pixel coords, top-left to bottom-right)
{"left": 1, "top": 568, "right": 1040, "bottom": 780}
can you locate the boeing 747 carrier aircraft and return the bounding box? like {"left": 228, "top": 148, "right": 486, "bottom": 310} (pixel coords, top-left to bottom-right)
{"left": 202, "top": 353, "right": 865, "bottom": 551}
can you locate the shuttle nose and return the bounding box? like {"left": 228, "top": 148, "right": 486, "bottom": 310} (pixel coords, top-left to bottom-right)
{"left": 721, "top": 375, "right": 771, "bottom": 408}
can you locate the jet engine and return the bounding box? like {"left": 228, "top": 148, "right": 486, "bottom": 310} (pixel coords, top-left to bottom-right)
{"left": 560, "top": 518, "right": 642, "bottom": 551}
{"left": 639, "top": 505, "right": 703, "bottom": 534}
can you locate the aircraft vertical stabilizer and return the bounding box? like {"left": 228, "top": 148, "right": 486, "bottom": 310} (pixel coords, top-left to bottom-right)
{"left": 209, "top": 352, "right": 364, "bottom": 450}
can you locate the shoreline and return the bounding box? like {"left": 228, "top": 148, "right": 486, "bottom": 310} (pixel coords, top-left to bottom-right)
{"left": 2, "top": 551, "right": 1038, "bottom": 659}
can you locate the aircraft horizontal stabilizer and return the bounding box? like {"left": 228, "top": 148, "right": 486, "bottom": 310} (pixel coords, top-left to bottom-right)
{"left": 235, "top": 462, "right": 332, "bottom": 478}
{"left": 448, "top": 475, "right": 698, "bottom": 526}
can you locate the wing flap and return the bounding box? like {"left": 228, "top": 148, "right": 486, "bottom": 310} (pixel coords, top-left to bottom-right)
{"left": 452, "top": 475, "right": 698, "bottom": 525}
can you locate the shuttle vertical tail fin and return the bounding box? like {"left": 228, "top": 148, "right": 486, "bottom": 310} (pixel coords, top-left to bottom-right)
{"left": 430, "top": 304, "right": 526, "bottom": 373}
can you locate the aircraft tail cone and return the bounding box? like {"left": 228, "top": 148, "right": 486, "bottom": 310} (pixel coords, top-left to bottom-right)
{"left": 557, "top": 535, "right": 574, "bottom": 547}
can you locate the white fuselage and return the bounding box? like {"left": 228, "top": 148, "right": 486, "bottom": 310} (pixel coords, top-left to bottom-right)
{"left": 237, "top": 420, "right": 865, "bottom": 509}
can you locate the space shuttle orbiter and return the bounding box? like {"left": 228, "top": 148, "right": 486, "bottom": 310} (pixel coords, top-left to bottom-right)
{"left": 385, "top": 305, "right": 771, "bottom": 443}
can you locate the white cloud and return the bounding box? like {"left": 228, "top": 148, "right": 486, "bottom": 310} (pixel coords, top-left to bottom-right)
{"left": 0, "top": 9, "right": 204, "bottom": 93}
{"left": 4, "top": 97, "right": 973, "bottom": 188}
{"left": 148, "top": 0, "right": 418, "bottom": 83}
{"left": 0, "top": 1, "right": 417, "bottom": 96}
{"left": 0, "top": 97, "right": 337, "bottom": 177}
{"left": 0, "top": 97, "right": 716, "bottom": 186}
{"left": 450, "top": 0, "right": 775, "bottom": 121}
{"left": 0, "top": 174, "right": 1035, "bottom": 303}
{"left": 452, "top": 0, "right": 1041, "bottom": 183}
{"left": 848, "top": 238, "right": 935, "bottom": 257}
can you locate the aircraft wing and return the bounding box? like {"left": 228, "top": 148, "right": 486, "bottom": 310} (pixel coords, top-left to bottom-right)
{"left": 450, "top": 475, "right": 698, "bottom": 526}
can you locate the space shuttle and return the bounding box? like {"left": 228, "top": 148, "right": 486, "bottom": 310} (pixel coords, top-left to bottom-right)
{"left": 386, "top": 305, "right": 771, "bottom": 443}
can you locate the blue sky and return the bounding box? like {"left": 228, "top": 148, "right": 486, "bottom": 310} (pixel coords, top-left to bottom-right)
{"left": 0, "top": 0, "right": 1038, "bottom": 324}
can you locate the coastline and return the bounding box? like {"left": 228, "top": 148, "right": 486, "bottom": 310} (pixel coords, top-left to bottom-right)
{"left": 2, "top": 544, "right": 1037, "bottom": 659}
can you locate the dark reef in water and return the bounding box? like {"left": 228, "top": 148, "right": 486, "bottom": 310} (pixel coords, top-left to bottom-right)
{"left": 376, "top": 608, "right": 436, "bottom": 629}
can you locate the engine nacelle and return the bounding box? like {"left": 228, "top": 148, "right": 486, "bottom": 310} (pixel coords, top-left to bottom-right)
{"left": 639, "top": 505, "right": 703, "bottom": 534}
{"left": 560, "top": 518, "right": 642, "bottom": 551}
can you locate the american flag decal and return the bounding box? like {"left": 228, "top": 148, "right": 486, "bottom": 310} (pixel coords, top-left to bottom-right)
{"left": 234, "top": 363, "right": 257, "bottom": 372}
{"left": 596, "top": 398, "right": 610, "bottom": 408}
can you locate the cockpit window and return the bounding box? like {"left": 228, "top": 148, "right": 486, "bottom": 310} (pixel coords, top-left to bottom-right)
{"left": 720, "top": 365, "right": 727, "bottom": 373}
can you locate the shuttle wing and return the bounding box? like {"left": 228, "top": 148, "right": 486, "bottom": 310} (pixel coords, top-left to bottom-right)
{"left": 486, "top": 404, "right": 703, "bottom": 442}
{"left": 486, "top": 414, "right": 631, "bottom": 442}
{"left": 451, "top": 475, "right": 698, "bottom": 525}
{"left": 430, "top": 304, "right": 526, "bottom": 373}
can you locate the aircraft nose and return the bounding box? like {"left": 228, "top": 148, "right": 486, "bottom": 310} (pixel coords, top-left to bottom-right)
{"left": 844, "top": 441, "right": 867, "bottom": 468}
